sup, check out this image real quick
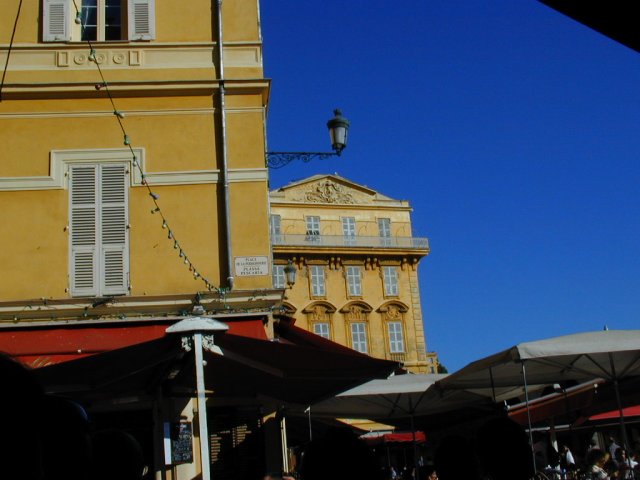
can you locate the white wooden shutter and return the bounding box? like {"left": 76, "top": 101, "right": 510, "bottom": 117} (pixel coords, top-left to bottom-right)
{"left": 99, "top": 164, "right": 129, "bottom": 295}
{"left": 43, "top": 0, "right": 71, "bottom": 42}
{"left": 346, "top": 266, "right": 361, "bottom": 296}
{"left": 70, "top": 164, "right": 128, "bottom": 297}
{"left": 128, "top": 0, "right": 156, "bottom": 40}
{"left": 383, "top": 266, "right": 399, "bottom": 296}
{"left": 70, "top": 166, "right": 98, "bottom": 296}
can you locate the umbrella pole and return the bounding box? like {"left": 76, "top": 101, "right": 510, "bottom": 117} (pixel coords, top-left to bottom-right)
{"left": 194, "top": 333, "right": 211, "bottom": 480}
{"left": 521, "top": 361, "right": 536, "bottom": 474}
{"left": 280, "top": 413, "right": 290, "bottom": 474}
{"left": 410, "top": 412, "right": 419, "bottom": 476}
{"left": 609, "top": 353, "right": 631, "bottom": 451}
{"left": 609, "top": 353, "right": 634, "bottom": 480}
{"left": 306, "top": 406, "right": 312, "bottom": 442}
{"left": 489, "top": 366, "right": 496, "bottom": 402}
{"left": 612, "top": 378, "right": 630, "bottom": 448}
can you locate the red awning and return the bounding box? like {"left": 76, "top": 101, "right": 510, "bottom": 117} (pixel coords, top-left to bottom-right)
{"left": 507, "top": 382, "right": 600, "bottom": 425}
{"left": 361, "top": 431, "right": 426, "bottom": 446}
{"left": 589, "top": 405, "right": 640, "bottom": 421}
{"left": 0, "top": 317, "right": 267, "bottom": 367}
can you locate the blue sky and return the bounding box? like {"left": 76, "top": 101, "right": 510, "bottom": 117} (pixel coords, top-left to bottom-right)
{"left": 260, "top": 1, "right": 640, "bottom": 372}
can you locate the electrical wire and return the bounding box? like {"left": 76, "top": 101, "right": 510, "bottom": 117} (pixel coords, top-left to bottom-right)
{"left": 0, "top": 0, "right": 23, "bottom": 102}
{"left": 71, "top": 0, "right": 219, "bottom": 293}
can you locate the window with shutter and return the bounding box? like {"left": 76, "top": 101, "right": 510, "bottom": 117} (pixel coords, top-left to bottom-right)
{"left": 43, "top": 0, "right": 71, "bottom": 42}
{"left": 42, "top": 0, "right": 156, "bottom": 42}
{"left": 70, "top": 164, "right": 129, "bottom": 297}
{"left": 272, "top": 265, "right": 285, "bottom": 289}
{"left": 383, "top": 266, "right": 399, "bottom": 296}
{"left": 388, "top": 321, "right": 405, "bottom": 353}
{"left": 270, "top": 214, "right": 282, "bottom": 244}
{"left": 350, "top": 323, "right": 368, "bottom": 354}
{"left": 309, "top": 265, "right": 325, "bottom": 297}
{"left": 305, "top": 216, "right": 320, "bottom": 236}
{"left": 342, "top": 217, "right": 356, "bottom": 245}
{"left": 313, "top": 323, "right": 330, "bottom": 339}
{"left": 128, "top": 0, "right": 156, "bottom": 40}
{"left": 346, "top": 266, "right": 362, "bottom": 297}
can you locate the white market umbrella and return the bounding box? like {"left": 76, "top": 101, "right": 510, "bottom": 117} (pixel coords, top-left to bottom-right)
{"left": 437, "top": 329, "right": 640, "bottom": 465}
{"left": 308, "top": 373, "right": 445, "bottom": 420}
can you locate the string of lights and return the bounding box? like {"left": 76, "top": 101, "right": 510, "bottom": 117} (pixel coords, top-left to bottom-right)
{"left": 71, "top": 1, "right": 219, "bottom": 294}
{"left": 0, "top": 0, "right": 23, "bottom": 102}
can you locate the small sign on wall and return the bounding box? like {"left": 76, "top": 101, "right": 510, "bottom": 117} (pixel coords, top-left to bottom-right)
{"left": 234, "top": 256, "right": 269, "bottom": 276}
{"left": 164, "top": 422, "right": 193, "bottom": 465}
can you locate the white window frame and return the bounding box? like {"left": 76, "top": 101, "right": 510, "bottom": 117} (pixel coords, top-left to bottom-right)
{"left": 350, "top": 322, "right": 368, "bottom": 354}
{"left": 270, "top": 214, "right": 281, "bottom": 236}
{"left": 313, "top": 322, "right": 330, "bottom": 339}
{"left": 309, "top": 265, "right": 326, "bottom": 297}
{"left": 383, "top": 266, "right": 399, "bottom": 296}
{"left": 78, "top": 0, "right": 125, "bottom": 42}
{"left": 305, "top": 216, "right": 321, "bottom": 236}
{"left": 69, "top": 162, "right": 129, "bottom": 297}
{"left": 342, "top": 217, "right": 356, "bottom": 237}
{"left": 346, "top": 266, "right": 362, "bottom": 297}
{"left": 388, "top": 321, "right": 405, "bottom": 353}
{"left": 43, "top": 0, "right": 156, "bottom": 42}
{"left": 378, "top": 218, "right": 391, "bottom": 237}
{"left": 272, "top": 264, "right": 285, "bottom": 289}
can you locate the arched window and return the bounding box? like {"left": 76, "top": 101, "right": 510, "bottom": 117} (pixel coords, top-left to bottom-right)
{"left": 340, "top": 301, "right": 373, "bottom": 354}
{"left": 302, "top": 301, "right": 336, "bottom": 339}
{"left": 378, "top": 301, "right": 409, "bottom": 359}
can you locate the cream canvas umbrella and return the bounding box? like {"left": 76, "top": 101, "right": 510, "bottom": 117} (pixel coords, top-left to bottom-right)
{"left": 437, "top": 329, "right": 640, "bottom": 467}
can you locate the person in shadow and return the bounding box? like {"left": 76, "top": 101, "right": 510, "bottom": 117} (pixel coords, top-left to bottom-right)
{"left": 475, "top": 417, "right": 534, "bottom": 480}
{"left": 39, "top": 394, "right": 93, "bottom": 480}
{"left": 0, "top": 352, "right": 46, "bottom": 480}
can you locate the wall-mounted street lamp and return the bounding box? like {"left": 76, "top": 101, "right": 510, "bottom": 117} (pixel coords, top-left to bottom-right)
{"left": 266, "top": 109, "right": 350, "bottom": 169}
{"left": 284, "top": 259, "right": 297, "bottom": 288}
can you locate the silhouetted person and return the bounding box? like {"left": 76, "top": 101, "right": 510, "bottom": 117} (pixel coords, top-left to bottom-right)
{"left": 475, "top": 417, "right": 534, "bottom": 480}
{"left": 0, "top": 352, "right": 46, "bottom": 479}
{"left": 586, "top": 448, "right": 610, "bottom": 480}
{"left": 40, "top": 395, "right": 92, "bottom": 480}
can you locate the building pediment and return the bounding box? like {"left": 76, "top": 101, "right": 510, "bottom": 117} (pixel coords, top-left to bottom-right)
{"left": 270, "top": 174, "right": 401, "bottom": 206}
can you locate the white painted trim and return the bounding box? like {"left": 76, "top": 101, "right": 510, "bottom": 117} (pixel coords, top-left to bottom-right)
{"left": 0, "top": 107, "right": 262, "bottom": 120}
{"left": 0, "top": 109, "right": 216, "bottom": 120}
{"left": 228, "top": 168, "right": 268, "bottom": 183}
{"left": 0, "top": 147, "right": 268, "bottom": 191}
{"left": 0, "top": 148, "right": 143, "bottom": 191}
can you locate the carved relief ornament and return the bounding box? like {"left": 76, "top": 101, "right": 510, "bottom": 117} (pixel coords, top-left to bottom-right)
{"left": 303, "top": 180, "right": 357, "bottom": 204}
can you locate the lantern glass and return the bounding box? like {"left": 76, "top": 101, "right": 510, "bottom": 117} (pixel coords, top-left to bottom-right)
{"left": 284, "top": 260, "right": 297, "bottom": 287}
{"left": 327, "top": 109, "right": 350, "bottom": 154}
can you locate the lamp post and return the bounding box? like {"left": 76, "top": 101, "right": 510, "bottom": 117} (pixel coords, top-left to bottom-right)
{"left": 284, "top": 260, "right": 297, "bottom": 289}
{"left": 266, "top": 109, "right": 350, "bottom": 169}
{"left": 166, "top": 317, "right": 229, "bottom": 480}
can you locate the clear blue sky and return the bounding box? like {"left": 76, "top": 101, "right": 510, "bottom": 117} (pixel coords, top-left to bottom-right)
{"left": 260, "top": 1, "right": 640, "bottom": 372}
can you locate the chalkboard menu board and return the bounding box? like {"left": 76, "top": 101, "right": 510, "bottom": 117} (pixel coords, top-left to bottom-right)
{"left": 170, "top": 422, "right": 193, "bottom": 465}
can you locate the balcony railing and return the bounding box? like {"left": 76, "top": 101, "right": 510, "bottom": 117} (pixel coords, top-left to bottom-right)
{"left": 272, "top": 234, "right": 429, "bottom": 250}
{"left": 389, "top": 352, "right": 407, "bottom": 364}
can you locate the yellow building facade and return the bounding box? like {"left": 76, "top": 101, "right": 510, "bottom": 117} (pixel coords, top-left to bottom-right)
{"left": 0, "top": 0, "right": 276, "bottom": 321}
{"left": 270, "top": 174, "right": 438, "bottom": 373}
{"left": 0, "top": 2, "right": 281, "bottom": 479}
